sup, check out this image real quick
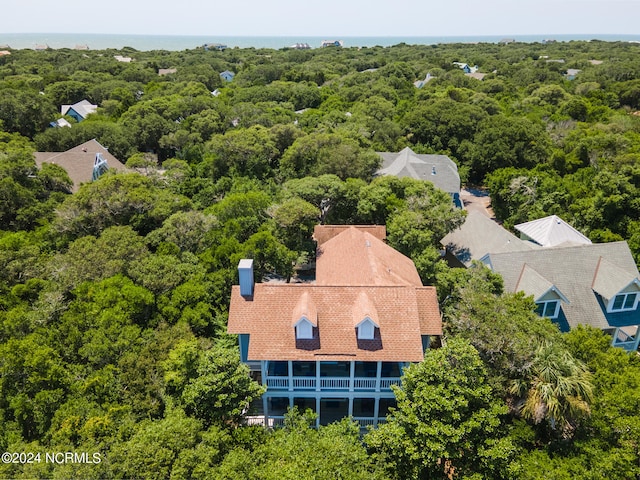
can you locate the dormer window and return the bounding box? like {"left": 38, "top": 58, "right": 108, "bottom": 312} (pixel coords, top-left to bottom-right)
{"left": 611, "top": 292, "right": 638, "bottom": 312}
{"left": 295, "top": 317, "right": 314, "bottom": 340}
{"left": 292, "top": 292, "right": 317, "bottom": 341}
{"left": 536, "top": 300, "right": 560, "bottom": 319}
{"left": 357, "top": 317, "right": 377, "bottom": 340}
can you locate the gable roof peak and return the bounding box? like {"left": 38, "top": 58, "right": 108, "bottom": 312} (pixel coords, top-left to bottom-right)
{"left": 515, "top": 215, "right": 591, "bottom": 247}
{"left": 352, "top": 291, "right": 380, "bottom": 327}
{"left": 292, "top": 291, "right": 318, "bottom": 326}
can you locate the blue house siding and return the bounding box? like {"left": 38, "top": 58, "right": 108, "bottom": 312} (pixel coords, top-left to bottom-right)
{"left": 239, "top": 334, "right": 250, "bottom": 363}
{"left": 595, "top": 295, "right": 640, "bottom": 328}
{"left": 66, "top": 108, "right": 84, "bottom": 122}
{"left": 552, "top": 309, "right": 571, "bottom": 333}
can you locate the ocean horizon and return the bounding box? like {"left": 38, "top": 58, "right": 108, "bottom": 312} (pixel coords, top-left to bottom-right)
{"left": 2, "top": 32, "right": 640, "bottom": 51}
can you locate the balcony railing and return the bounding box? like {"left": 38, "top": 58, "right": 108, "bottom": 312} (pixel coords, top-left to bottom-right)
{"left": 245, "top": 415, "right": 386, "bottom": 428}
{"left": 265, "top": 376, "right": 401, "bottom": 391}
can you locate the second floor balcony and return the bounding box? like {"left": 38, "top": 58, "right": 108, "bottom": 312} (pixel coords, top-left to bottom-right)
{"left": 262, "top": 360, "right": 405, "bottom": 392}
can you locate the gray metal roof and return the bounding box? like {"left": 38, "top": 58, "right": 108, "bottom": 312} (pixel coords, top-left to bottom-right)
{"left": 514, "top": 215, "right": 591, "bottom": 247}
{"left": 60, "top": 99, "right": 97, "bottom": 119}
{"left": 376, "top": 147, "right": 460, "bottom": 195}
{"left": 441, "top": 211, "right": 535, "bottom": 267}
{"left": 486, "top": 241, "right": 640, "bottom": 330}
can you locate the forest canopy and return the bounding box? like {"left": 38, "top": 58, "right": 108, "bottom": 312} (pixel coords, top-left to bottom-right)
{"left": 2, "top": 39, "right": 640, "bottom": 479}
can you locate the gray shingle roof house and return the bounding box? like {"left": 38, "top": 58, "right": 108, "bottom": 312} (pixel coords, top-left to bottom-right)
{"left": 376, "top": 147, "right": 462, "bottom": 207}
{"left": 34, "top": 139, "right": 126, "bottom": 192}
{"left": 485, "top": 242, "right": 640, "bottom": 350}
{"left": 441, "top": 213, "right": 640, "bottom": 350}
{"left": 60, "top": 100, "right": 97, "bottom": 122}
{"left": 441, "top": 211, "right": 537, "bottom": 267}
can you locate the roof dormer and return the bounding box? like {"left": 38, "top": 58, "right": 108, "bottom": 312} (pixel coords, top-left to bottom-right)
{"left": 294, "top": 317, "right": 315, "bottom": 339}
{"left": 516, "top": 264, "right": 569, "bottom": 319}
{"left": 592, "top": 257, "right": 640, "bottom": 313}
{"left": 353, "top": 291, "right": 380, "bottom": 341}
{"left": 292, "top": 291, "right": 317, "bottom": 340}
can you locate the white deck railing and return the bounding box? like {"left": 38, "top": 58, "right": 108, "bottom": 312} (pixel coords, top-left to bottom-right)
{"left": 265, "top": 376, "right": 400, "bottom": 391}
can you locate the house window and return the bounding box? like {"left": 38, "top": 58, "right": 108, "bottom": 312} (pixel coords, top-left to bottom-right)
{"left": 357, "top": 318, "right": 376, "bottom": 340}
{"left": 267, "top": 361, "right": 288, "bottom": 377}
{"left": 294, "top": 397, "right": 316, "bottom": 413}
{"left": 320, "top": 361, "right": 350, "bottom": 377}
{"left": 536, "top": 300, "right": 560, "bottom": 319}
{"left": 381, "top": 362, "right": 402, "bottom": 378}
{"left": 296, "top": 318, "right": 314, "bottom": 339}
{"left": 355, "top": 362, "right": 378, "bottom": 378}
{"left": 379, "top": 398, "right": 397, "bottom": 416}
{"left": 353, "top": 398, "right": 375, "bottom": 417}
{"left": 267, "top": 397, "right": 289, "bottom": 416}
{"left": 611, "top": 292, "right": 638, "bottom": 312}
{"left": 292, "top": 361, "right": 316, "bottom": 377}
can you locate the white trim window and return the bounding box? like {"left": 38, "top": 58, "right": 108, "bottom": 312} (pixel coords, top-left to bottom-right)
{"left": 610, "top": 292, "right": 638, "bottom": 312}
{"left": 357, "top": 317, "right": 377, "bottom": 340}
{"left": 536, "top": 300, "right": 560, "bottom": 319}
{"left": 295, "top": 317, "right": 314, "bottom": 339}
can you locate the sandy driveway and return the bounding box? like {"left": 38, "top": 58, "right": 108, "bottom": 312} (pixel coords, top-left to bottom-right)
{"left": 460, "top": 188, "right": 494, "bottom": 218}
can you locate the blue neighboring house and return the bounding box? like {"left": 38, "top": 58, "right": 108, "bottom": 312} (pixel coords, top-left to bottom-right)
{"left": 220, "top": 70, "right": 235, "bottom": 82}
{"left": 441, "top": 213, "right": 640, "bottom": 351}
{"left": 60, "top": 100, "right": 97, "bottom": 122}
{"left": 453, "top": 62, "right": 478, "bottom": 74}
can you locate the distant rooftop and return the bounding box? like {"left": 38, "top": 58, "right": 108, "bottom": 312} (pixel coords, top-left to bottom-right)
{"left": 515, "top": 215, "right": 592, "bottom": 247}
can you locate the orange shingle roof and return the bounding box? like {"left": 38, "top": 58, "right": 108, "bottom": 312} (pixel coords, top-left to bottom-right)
{"left": 228, "top": 226, "right": 442, "bottom": 361}
{"left": 228, "top": 284, "right": 440, "bottom": 362}
{"left": 316, "top": 227, "right": 422, "bottom": 286}
{"left": 313, "top": 225, "right": 386, "bottom": 246}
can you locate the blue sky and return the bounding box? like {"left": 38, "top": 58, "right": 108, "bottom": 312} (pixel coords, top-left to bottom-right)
{"left": 3, "top": 0, "right": 640, "bottom": 36}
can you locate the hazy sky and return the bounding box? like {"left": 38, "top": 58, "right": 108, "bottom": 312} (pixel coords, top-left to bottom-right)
{"left": 2, "top": 0, "right": 639, "bottom": 37}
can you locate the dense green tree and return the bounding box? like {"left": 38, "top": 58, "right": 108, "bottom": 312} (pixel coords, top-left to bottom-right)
{"left": 215, "top": 410, "right": 383, "bottom": 480}
{"left": 181, "top": 345, "right": 265, "bottom": 427}
{"left": 279, "top": 132, "right": 380, "bottom": 181}
{"left": 464, "top": 115, "right": 552, "bottom": 183}
{"left": 53, "top": 172, "right": 191, "bottom": 238}
{"left": 510, "top": 341, "right": 593, "bottom": 434}
{"left": 366, "top": 338, "right": 515, "bottom": 479}
{"left": 0, "top": 89, "right": 56, "bottom": 137}
{"left": 443, "top": 267, "right": 563, "bottom": 390}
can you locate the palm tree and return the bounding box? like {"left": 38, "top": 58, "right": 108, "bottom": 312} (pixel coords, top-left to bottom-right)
{"left": 510, "top": 341, "right": 593, "bottom": 433}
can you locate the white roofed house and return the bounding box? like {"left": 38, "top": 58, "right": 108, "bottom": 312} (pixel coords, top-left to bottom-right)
{"left": 441, "top": 213, "right": 640, "bottom": 351}
{"left": 514, "top": 215, "right": 592, "bottom": 247}
{"left": 376, "top": 147, "right": 462, "bottom": 208}
{"left": 60, "top": 100, "right": 97, "bottom": 123}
